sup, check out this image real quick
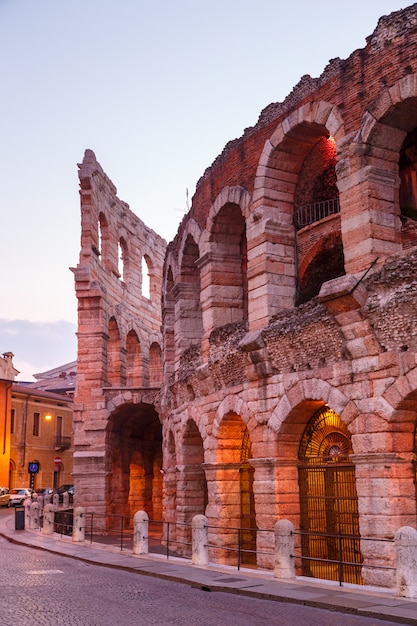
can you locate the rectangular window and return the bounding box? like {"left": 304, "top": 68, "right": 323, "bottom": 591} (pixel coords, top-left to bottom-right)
{"left": 33, "top": 412, "right": 40, "bottom": 437}
{"left": 56, "top": 415, "right": 63, "bottom": 438}
{"left": 10, "top": 408, "right": 15, "bottom": 434}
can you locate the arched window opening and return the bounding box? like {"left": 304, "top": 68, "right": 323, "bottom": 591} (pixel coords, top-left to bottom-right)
{"left": 216, "top": 412, "right": 256, "bottom": 566}
{"left": 163, "top": 266, "right": 175, "bottom": 378}
{"left": 177, "top": 235, "right": 202, "bottom": 352}
{"left": 142, "top": 256, "right": 151, "bottom": 299}
{"left": 107, "top": 317, "right": 123, "bottom": 386}
{"left": 209, "top": 203, "right": 247, "bottom": 326}
{"left": 149, "top": 342, "right": 162, "bottom": 386}
{"left": 400, "top": 127, "right": 417, "bottom": 220}
{"left": 399, "top": 126, "right": 417, "bottom": 249}
{"left": 297, "top": 235, "right": 345, "bottom": 305}
{"left": 126, "top": 330, "right": 142, "bottom": 387}
{"left": 118, "top": 237, "right": 128, "bottom": 282}
{"left": 298, "top": 407, "right": 363, "bottom": 584}
{"left": 294, "top": 135, "right": 339, "bottom": 230}
{"left": 98, "top": 212, "right": 109, "bottom": 262}
{"left": 175, "top": 420, "right": 206, "bottom": 557}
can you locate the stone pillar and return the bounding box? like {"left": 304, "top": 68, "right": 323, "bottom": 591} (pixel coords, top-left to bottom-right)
{"left": 202, "top": 463, "right": 242, "bottom": 565}
{"left": 249, "top": 458, "right": 278, "bottom": 569}
{"left": 72, "top": 506, "right": 86, "bottom": 543}
{"left": 246, "top": 216, "right": 296, "bottom": 330}
{"left": 274, "top": 519, "right": 295, "bottom": 580}
{"left": 133, "top": 510, "right": 149, "bottom": 555}
{"left": 42, "top": 504, "right": 55, "bottom": 536}
{"left": 192, "top": 514, "right": 209, "bottom": 566}
{"left": 395, "top": 526, "right": 417, "bottom": 598}
{"left": 352, "top": 452, "right": 415, "bottom": 588}
{"left": 337, "top": 146, "right": 401, "bottom": 273}
{"left": 29, "top": 501, "right": 40, "bottom": 530}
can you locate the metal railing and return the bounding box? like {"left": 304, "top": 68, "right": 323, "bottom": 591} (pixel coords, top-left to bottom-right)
{"left": 292, "top": 529, "right": 395, "bottom": 587}
{"left": 294, "top": 197, "right": 340, "bottom": 230}
{"left": 49, "top": 511, "right": 398, "bottom": 585}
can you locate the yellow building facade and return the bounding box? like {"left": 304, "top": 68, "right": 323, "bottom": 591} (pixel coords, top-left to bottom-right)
{"left": 9, "top": 385, "right": 73, "bottom": 489}
{"left": 0, "top": 353, "right": 18, "bottom": 486}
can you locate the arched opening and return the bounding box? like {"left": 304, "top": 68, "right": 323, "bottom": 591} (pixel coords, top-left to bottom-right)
{"left": 176, "top": 419, "right": 206, "bottom": 556}
{"left": 176, "top": 235, "right": 202, "bottom": 356}
{"left": 118, "top": 237, "right": 128, "bottom": 282}
{"left": 298, "top": 407, "right": 362, "bottom": 584}
{"left": 399, "top": 125, "right": 417, "bottom": 248}
{"left": 126, "top": 330, "right": 142, "bottom": 387}
{"left": 216, "top": 412, "right": 256, "bottom": 565}
{"left": 107, "top": 402, "right": 162, "bottom": 521}
{"left": 294, "top": 135, "right": 339, "bottom": 228}
{"left": 162, "top": 266, "right": 175, "bottom": 381}
{"left": 149, "top": 342, "right": 162, "bottom": 386}
{"left": 107, "top": 317, "right": 123, "bottom": 386}
{"left": 208, "top": 203, "right": 248, "bottom": 326}
{"left": 298, "top": 233, "right": 345, "bottom": 304}
{"left": 142, "top": 256, "right": 151, "bottom": 299}
{"left": 98, "top": 212, "right": 109, "bottom": 265}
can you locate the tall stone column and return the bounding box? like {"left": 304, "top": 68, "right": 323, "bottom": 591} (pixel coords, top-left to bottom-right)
{"left": 203, "top": 462, "right": 242, "bottom": 565}
{"left": 352, "top": 452, "right": 416, "bottom": 588}
{"left": 337, "top": 141, "right": 402, "bottom": 274}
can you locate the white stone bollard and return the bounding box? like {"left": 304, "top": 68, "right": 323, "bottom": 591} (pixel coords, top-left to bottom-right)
{"left": 274, "top": 519, "right": 295, "bottom": 579}
{"left": 63, "top": 492, "right": 69, "bottom": 509}
{"left": 395, "top": 526, "right": 417, "bottom": 598}
{"left": 42, "top": 503, "right": 55, "bottom": 535}
{"left": 24, "top": 498, "right": 31, "bottom": 527}
{"left": 52, "top": 492, "right": 59, "bottom": 511}
{"left": 72, "top": 506, "right": 86, "bottom": 542}
{"left": 192, "top": 514, "right": 209, "bottom": 566}
{"left": 133, "top": 510, "right": 149, "bottom": 555}
{"left": 29, "top": 501, "right": 41, "bottom": 530}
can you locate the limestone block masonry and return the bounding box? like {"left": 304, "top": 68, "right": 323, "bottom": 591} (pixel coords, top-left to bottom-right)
{"left": 73, "top": 5, "right": 417, "bottom": 589}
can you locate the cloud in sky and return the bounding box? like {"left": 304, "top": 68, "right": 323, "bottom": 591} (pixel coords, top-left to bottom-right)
{"left": 0, "top": 319, "right": 77, "bottom": 381}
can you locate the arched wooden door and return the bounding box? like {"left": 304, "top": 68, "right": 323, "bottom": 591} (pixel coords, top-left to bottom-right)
{"left": 298, "top": 407, "right": 363, "bottom": 584}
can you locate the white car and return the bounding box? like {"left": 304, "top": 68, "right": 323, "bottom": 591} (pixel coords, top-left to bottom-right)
{"left": 0, "top": 487, "right": 9, "bottom": 507}
{"left": 8, "top": 488, "right": 34, "bottom": 507}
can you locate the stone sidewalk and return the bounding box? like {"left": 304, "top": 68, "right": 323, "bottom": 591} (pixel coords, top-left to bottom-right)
{"left": 0, "top": 513, "right": 416, "bottom": 625}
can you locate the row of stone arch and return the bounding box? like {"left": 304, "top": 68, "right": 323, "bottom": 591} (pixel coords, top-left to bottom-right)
{"left": 106, "top": 317, "right": 162, "bottom": 387}
{"left": 156, "top": 370, "right": 417, "bottom": 585}
{"left": 162, "top": 76, "right": 417, "bottom": 370}
{"left": 96, "top": 211, "right": 153, "bottom": 298}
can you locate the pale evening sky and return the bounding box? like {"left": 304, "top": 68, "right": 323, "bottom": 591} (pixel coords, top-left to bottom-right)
{"left": 0, "top": 0, "right": 409, "bottom": 380}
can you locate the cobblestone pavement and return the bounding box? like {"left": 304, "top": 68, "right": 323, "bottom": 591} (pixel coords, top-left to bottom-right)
{"left": 0, "top": 536, "right": 402, "bottom": 626}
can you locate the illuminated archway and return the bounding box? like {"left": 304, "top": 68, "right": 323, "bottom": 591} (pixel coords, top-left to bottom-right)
{"left": 298, "top": 407, "right": 363, "bottom": 584}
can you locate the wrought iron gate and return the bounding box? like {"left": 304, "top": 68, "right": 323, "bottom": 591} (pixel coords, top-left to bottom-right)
{"left": 298, "top": 408, "right": 363, "bottom": 584}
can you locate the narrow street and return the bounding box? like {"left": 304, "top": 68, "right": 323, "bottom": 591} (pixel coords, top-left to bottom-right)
{"left": 0, "top": 532, "right": 400, "bottom": 626}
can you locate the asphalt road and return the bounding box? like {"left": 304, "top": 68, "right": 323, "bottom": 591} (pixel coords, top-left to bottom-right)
{"left": 0, "top": 529, "right": 401, "bottom": 626}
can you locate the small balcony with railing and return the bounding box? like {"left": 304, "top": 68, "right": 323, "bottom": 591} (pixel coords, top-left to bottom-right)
{"left": 54, "top": 435, "right": 72, "bottom": 451}
{"left": 294, "top": 197, "right": 340, "bottom": 230}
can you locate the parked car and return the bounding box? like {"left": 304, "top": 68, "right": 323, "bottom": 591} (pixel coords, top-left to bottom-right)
{"left": 54, "top": 484, "right": 74, "bottom": 504}
{"left": 0, "top": 487, "right": 10, "bottom": 507}
{"left": 34, "top": 487, "right": 54, "bottom": 500}
{"left": 8, "top": 488, "right": 34, "bottom": 506}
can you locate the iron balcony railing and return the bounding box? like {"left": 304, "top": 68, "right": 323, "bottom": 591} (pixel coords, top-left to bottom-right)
{"left": 294, "top": 197, "right": 340, "bottom": 230}
{"left": 54, "top": 435, "right": 71, "bottom": 450}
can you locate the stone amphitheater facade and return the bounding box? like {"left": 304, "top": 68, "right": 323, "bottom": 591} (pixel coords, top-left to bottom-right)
{"left": 72, "top": 4, "right": 417, "bottom": 587}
